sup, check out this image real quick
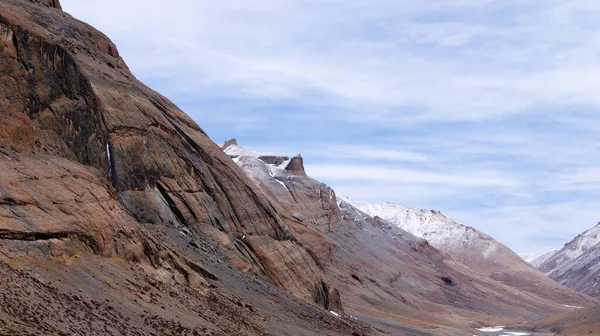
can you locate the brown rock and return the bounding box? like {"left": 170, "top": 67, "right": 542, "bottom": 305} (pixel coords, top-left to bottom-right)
{"left": 0, "top": 0, "right": 348, "bottom": 327}
{"left": 221, "top": 138, "right": 237, "bottom": 149}
{"left": 31, "top": 0, "right": 62, "bottom": 10}
{"left": 285, "top": 154, "right": 307, "bottom": 176}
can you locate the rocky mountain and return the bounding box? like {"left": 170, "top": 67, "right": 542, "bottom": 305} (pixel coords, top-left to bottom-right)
{"left": 222, "top": 142, "right": 597, "bottom": 334}
{"left": 0, "top": 1, "right": 381, "bottom": 335}
{"left": 536, "top": 223, "right": 600, "bottom": 298}
{"left": 347, "top": 201, "right": 556, "bottom": 280}
{"left": 0, "top": 1, "right": 597, "bottom": 335}
{"left": 530, "top": 249, "right": 558, "bottom": 268}
{"left": 519, "top": 252, "right": 546, "bottom": 263}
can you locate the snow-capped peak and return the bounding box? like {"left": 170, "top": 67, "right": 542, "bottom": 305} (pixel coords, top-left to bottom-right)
{"left": 224, "top": 144, "right": 272, "bottom": 158}
{"left": 346, "top": 200, "right": 504, "bottom": 263}
{"left": 556, "top": 223, "right": 600, "bottom": 262}
{"left": 537, "top": 222, "right": 600, "bottom": 277}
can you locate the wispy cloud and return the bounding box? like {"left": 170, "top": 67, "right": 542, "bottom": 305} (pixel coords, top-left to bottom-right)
{"left": 306, "top": 163, "right": 519, "bottom": 187}
{"left": 61, "top": 0, "right": 600, "bottom": 253}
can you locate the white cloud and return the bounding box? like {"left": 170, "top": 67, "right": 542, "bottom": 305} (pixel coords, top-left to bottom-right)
{"left": 61, "top": 0, "right": 600, "bottom": 123}
{"left": 307, "top": 163, "right": 519, "bottom": 187}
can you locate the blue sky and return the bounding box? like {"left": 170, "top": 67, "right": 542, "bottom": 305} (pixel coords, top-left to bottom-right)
{"left": 61, "top": 0, "right": 600, "bottom": 254}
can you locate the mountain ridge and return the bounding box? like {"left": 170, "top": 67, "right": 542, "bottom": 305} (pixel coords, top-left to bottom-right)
{"left": 222, "top": 141, "right": 597, "bottom": 333}
{"left": 535, "top": 222, "right": 600, "bottom": 298}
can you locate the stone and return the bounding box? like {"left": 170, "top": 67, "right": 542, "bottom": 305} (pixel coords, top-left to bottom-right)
{"left": 285, "top": 154, "right": 307, "bottom": 176}
{"left": 221, "top": 138, "right": 237, "bottom": 149}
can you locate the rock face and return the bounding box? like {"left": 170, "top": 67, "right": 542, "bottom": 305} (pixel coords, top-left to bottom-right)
{"left": 285, "top": 154, "right": 307, "bottom": 176}
{"left": 0, "top": 1, "right": 375, "bottom": 335}
{"left": 536, "top": 223, "right": 600, "bottom": 298}
{"left": 33, "top": 0, "right": 62, "bottom": 9}
{"left": 221, "top": 138, "right": 238, "bottom": 150}
{"left": 223, "top": 143, "right": 597, "bottom": 333}
{"left": 0, "top": 1, "right": 597, "bottom": 335}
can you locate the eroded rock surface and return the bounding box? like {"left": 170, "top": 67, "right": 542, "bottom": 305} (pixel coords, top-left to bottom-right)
{"left": 0, "top": 1, "right": 368, "bottom": 334}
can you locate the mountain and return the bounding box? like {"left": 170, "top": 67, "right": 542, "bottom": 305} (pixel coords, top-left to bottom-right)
{"left": 519, "top": 252, "right": 546, "bottom": 263}
{"left": 530, "top": 249, "right": 558, "bottom": 268}
{"left": 0, "top": 1, "right": 381, "bottom": 335}
{"left": 1, "top": 1, "right": 596, "bottom": 334}
{"left": 536, "top": 223, "right": 600, "bottom": 298}
{"left": 348, "top": 201, "right": 552, "bottom": 279}
{"left": 336, "top": 199, "right": 599, "bottom": 319}
{"left": 223, "top": 142, "right": 597, "bottom": 334}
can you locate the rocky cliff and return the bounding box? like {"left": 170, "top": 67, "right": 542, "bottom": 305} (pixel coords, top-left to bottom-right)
{"left": 0, "top": 1, "right": 375, "bottom": 335}
{"left": 0, "top": 1, "right": 597, "bottom": 335}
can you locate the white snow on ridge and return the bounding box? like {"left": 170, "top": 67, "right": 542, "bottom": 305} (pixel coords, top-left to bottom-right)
{"left": 517, "top": 252, "right": 544, "bottom": 263}
{"left": 223, "top": 144, "right": 296, "bottom": 195}
{"left": 223, "top": 144, "right": 262, "bottom": 158}
{"left": 224, "top": 144, "right": 275, "bottom": 158}
{"left": 560, "top": 223, "right": 600, "bottom": 261}
{"left": 538, "top": 222, "right": 600, "bottom": 276}
{"left": 529, "top": 249, "right": 558, "bottom": 268}
{"left": 346, "top": 200, "right": 504, "bottom": 261}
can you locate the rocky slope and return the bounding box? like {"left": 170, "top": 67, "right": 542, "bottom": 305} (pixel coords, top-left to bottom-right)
{"left": 223, "top": 142, "right": 597, "bottom": 334}
{"left": 536, "top": 223, "right": 600, "bottom": 298}
{"left": 530, "top": 249, "right": 558, "bottom": 268}
{"left": 518, "top": 305, "right": 600, "bottom": 336}
{"left": 346, "top": 200, "right": 587, "bottom": 300}
{"left": 1, "top": 1, "right": 597, "bottom": 335}
{"left": 0, "top": 1, "right": 378, "bottom": 334}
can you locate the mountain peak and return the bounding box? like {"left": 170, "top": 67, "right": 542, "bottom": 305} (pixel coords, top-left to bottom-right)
{"left": 221, "top": 138, "right": 237, "bottom": 150}
{"left": 285, "top": 154, "right": 306, "bottom": 176}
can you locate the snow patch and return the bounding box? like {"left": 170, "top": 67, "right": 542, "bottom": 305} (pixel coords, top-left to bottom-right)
{"left": 477, "top": 326, "right": 505, "bottom": 332}
{"left": 275, "top": 179, "right": 289, "bottom": 191}
{"left": 475, "top": 327, "right": 531, "bottom": 335}
{"left": 106, "top": 141, "right": 113, "bottom": 179}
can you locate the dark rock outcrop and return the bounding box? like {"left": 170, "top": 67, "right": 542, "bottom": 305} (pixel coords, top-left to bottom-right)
{"left": 30, "top": 0, "right": 62, "bottom": 9}
{"left": 221, "top": 138, "right": 238, "bottom": 149}
{"left": 285, "top": 154, "right": 307, "bottom": 176}
{"left": 258, "top": 155, "right": 289, "bottom": 165}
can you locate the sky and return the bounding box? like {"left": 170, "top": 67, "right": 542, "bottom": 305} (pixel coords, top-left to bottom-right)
{"left": 60, "top": 0, "right": 600, "bottom": 254}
